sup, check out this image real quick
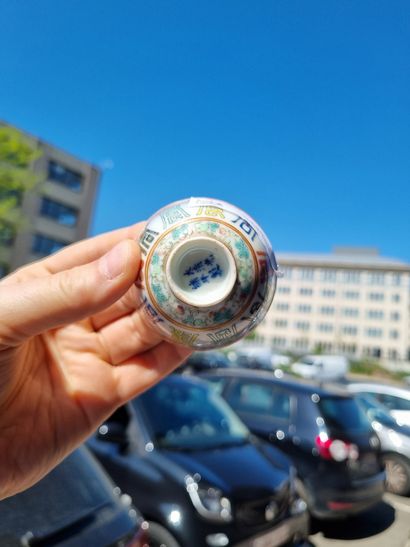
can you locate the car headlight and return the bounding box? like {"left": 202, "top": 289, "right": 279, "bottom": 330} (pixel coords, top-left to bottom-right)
{"left": 186, "top": 476, "right": 232, "bottom": 523}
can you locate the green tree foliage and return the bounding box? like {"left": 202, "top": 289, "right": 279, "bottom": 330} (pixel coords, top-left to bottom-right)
{"left": 0, "top": 125, "right": 43, "bottom": 237}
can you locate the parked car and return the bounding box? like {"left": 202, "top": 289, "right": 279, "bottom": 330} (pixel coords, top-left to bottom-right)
{"left": 200, "top": 369, "right": 385, "bottom": 520}
{"left": 88, "top": 374, "right": 309, "bottom": 547}
{"left": 177, "top": 350, "right": 230, "bottom": 374}
{"left": 347, "top": 382, "right": 410, "bottom": 427}
{"left": 228, "top": 344, "right": 291, "bottom": 371}
{"left": 291, "top": 355, "right": 348, "bottom": 381}
{"left": 350, "top": 391, "right": 410, "bottom": 496}
{"left": 0, "top": 445, "right": 146, "bottom": 547}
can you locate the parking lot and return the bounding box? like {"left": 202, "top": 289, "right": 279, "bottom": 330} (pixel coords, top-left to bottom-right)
{"left": 309, "top": 493, "right": 410, "bottom": 547}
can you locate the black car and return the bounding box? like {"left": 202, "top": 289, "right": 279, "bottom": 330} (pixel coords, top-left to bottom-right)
{"left": 200, "top": 369, "right": 385, "bottom": 520}
{"left": 0, "top": 445, "right": 146, "bottom": 547}
{"left": 88, "top": 374, "right": 308, "bottom": 547}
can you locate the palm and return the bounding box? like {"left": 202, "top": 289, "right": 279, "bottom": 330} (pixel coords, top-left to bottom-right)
{"left": 0, "top": 224, "right": 191, "bottom": 499}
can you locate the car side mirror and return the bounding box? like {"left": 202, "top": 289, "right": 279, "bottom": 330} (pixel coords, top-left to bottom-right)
{"left": 97, "top": 422, "right": 128, "bottom": 447}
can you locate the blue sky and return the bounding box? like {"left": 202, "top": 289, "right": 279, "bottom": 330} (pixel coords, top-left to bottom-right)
{"left": 1, "top": 1, "right": 409, "bottom": 261}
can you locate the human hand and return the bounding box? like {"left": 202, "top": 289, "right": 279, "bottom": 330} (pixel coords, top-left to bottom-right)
{"left": 0, "top": 223, "right": 191, "bottom": 500}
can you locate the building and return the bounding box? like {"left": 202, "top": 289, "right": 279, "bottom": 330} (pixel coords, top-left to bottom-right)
{"left": 0, "top": 122, "right": 100, "bottom": 277}
{"left": 257, "top": 247, "right": 410, "bottom": 362}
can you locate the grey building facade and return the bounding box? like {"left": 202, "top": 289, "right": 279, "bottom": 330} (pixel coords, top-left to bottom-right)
{"left": 0, "top": 122, "right": 100, "bottom": 277}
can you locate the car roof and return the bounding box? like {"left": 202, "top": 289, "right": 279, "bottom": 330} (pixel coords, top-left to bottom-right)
{"left": 346, "top": 382, "right": 410, "bottom": 398}
{"left": 200, "top": 368, "right": 351, "bottom": 398}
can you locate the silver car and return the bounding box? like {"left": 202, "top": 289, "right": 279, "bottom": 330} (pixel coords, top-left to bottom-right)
{"left": 353, "top": 393, "right": 410, "bottom": 496}
{"left": 347, "top": 382, "right": 410, "bottom": 427}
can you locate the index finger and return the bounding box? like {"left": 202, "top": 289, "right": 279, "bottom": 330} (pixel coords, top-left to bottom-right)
{"left": 44, "top": 222, "right": 145, "bottom": 274}
{"left": 4, "top": 223, "right": 145, "bottom": 283}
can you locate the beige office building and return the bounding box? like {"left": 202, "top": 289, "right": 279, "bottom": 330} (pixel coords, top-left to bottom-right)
{"left": 257, "top": 248, "right": 410, "bottom": 362}
{"left": 0, "top": 122, "right": 100, "bottom": 277}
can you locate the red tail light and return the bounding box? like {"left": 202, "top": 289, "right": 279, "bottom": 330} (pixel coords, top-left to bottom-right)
{"left": 315, "top": 434, "right": 358, "bottom": 462}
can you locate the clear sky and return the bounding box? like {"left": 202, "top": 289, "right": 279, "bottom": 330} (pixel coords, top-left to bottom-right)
{"left": 1, "top": 1, "right": 409, "bottom": 261}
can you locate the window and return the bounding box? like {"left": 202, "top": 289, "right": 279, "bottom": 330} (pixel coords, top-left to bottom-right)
{"left": 48, "top": 161, "right": 83, "bottom": 192}
{"left": 32, "top": 234, "right": 68, "bottom": 256}
{"left": 375, "top": 394, "right": 410, "bottom": 412}
{"left": 318, "top": 323, "right": 333, "bottom": 333}
{"left": 342, "top": 271, "right": 361, "bottom": 284}
{"left": 390, "top": 330, "right": 399, "bottom": 340}
{"left": 342, "top": 308, "right": 359, "bottom": 317}
{"left": 272, "top": 337, "right": 286, "bottom": 347}
{"left": 276, "top": 303, "right": 289, "bottom": 311}
{"left": 277, "top": 286, "right": 291, "bottom": 294}
{"left": 300, "top": 288, "right": 313, "bottom": 296}
{"left": 40, "top": 197, "right": 78, "bottom": 227}
{"left": 298, "top": 304, "right": 312, "bottom": 313}
{"left": 391, "top": 274, "right": 402, "bottom": 286}
{"left": 367, "top": 310, "right": 384, "bottom": 320}
{"left": 344, "top": 291, "right": 359, "bottom": 300}
{"left": 390, "top": 312, "right": 401, "bottom": 321}
{"left": 391, "top": 294, "right": 400, "bottom": 303}
{"left": 368, "top": 292, "right": 384, "bottom": 302}
{"left": 366, "top": 328, "right": 383, "bottom": 338}
{"left": 295, "top": 321, "right": 310, "bottom": 331}
{"left": 320, "top": 306, "right": 335, "bottom": 315}
{"left": 322, "top": 289, "right": 336, "bottom": 298}
{"left": 341, "top": 325, "right": 358, "bottom": 336}
{"left": 281, "top": 266, "right": 293, "bottom": 279}
{"left": 228, "top": 382, "right": 291, "bottom": 421}
{"left": 321, "top": 269, "right": 337, "bottom": 282}
{"left": 274, "top": 319, "right": 288, "bottom": 328}
{"left": 318, "top": 397, "right": 371, "bottom": 433}
{"left": 299, "top": 268, "right": 314, "bottom": 280}
{"left": 0, "top": 222, "right": 15, "bottom": 247}
{"left": 368, "top": 272, "right": 385, "bottom": 285}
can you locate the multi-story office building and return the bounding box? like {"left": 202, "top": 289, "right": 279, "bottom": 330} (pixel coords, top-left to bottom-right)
{"left": 257, "top": 247, "right": 410, "bottom": 362}
{"left": 0, "top": 122, "right": 100, "bottom": 277}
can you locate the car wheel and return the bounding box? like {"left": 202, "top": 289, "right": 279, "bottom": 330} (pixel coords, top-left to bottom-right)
{"left": 146, "top": 521, "right": 181, "bottom": 547}
{"left": 383, "top": 454, "right": 410, "bottom": 496}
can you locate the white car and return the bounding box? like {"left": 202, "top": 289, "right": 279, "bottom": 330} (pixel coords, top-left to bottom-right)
{"left": 347, "top": 382, "right": 410, "bottom": 427}
{"left": 291, "top": 354, "right": 349, "bottom": 381}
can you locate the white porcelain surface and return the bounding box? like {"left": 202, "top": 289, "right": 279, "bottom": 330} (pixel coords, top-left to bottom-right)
{"left": 138, "top": 197, "right": 280, "bottom": 349}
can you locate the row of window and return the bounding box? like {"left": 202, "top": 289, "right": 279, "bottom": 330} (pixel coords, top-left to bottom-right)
{"left": 275, "top": 302, "right": 402, "bottom": 320}
{"left": 280, "top": 266, "right": 405, "bottom": 286}
{"left": 273, "top": 319, "right": 400, "bottom": 339}
{"left": 270, "top": 338, "right": 403, "bottom": 361}
{"left": 277, "top": 285, "right": 402, "bottom": 303}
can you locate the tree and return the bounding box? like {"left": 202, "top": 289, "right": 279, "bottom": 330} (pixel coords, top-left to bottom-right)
{"left": 0, "top": 125, "right": 43, "bottom": 239}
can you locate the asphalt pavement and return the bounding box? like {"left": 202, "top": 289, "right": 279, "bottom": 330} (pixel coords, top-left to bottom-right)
{"left": 309, "top": 494, "right": 410, "bottom": 547}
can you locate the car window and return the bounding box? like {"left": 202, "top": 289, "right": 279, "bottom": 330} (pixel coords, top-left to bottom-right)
{"left": 138, "top": 380, "right": 248, "bottom": 449}
{"left": 203, "top": 376, "right": 228, "bottom": 395}
{"left": 377, "top": 393, "right": 410, "bottom": 411}
{"left": 318, "top": 396, "right": 371, "bottom": 433}
{"left": 227, "top": 381, "right": 291, "bottom": 421}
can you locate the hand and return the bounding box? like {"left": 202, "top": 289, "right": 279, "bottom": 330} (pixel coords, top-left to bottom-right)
{"left": 0, "top": 223, "right": 191, "bottom": 500}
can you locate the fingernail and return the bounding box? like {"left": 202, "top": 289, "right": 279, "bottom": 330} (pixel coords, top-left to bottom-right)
{"left": 100, "top": 242, "right": 129, "bottom": 280}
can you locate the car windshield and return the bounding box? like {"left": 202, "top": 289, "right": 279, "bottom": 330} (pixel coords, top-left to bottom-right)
{"left": 318, "top": 396, "right": 372, "bottom": 433}
{"left": 138, "top": 379, "right": 249, "bottom": 450}
{"left": 355, "top": 394, "right": 397, "bottom": 426}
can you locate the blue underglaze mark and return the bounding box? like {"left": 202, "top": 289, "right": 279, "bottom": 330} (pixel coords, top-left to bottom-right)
{"left": 184, "top": 253, "right": 223, "bottom": 290}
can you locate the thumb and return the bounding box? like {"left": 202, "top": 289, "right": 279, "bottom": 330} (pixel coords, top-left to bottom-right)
{"left": 0, "top": 239, "right": 140, "bottom": 345}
